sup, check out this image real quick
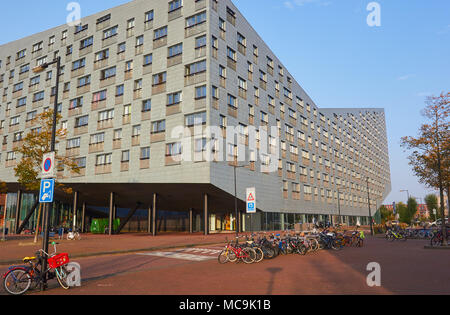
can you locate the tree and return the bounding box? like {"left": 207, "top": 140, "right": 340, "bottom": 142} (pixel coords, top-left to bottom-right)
{"left": 424, "top": 194, "right": 439, "bottom": 221}
{"left": 396, "top": 202, "right": 410, "bottom": 224}
{"left": 379, "top": 205, "right": 394, "bottom": 224}
{"left": 401, "top": 92, "right": 449, "bottom": 245}
{"left": 13, "top": 110, "right": 79, "bottom": 193}
{"left": 407, "top": 197, "right": 418, "bottom": 223}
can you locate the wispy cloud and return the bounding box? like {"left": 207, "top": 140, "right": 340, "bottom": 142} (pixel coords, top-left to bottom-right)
{"left": 397, "top": 74, "right": 415, "bottom": 81}
{"left": 437, "top": 24, "right": 450, "bottom": 35}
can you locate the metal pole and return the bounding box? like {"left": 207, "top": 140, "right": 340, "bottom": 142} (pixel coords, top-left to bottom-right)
{"left": 367, "top": 177, "right": 373, "bottom": 236}
{"left": 234, "top": 166, "right": 238, "bottom": 237}
{"left": 41, "top": 56, "right": 61, "bottom": 291}
{"left": 338, "top": 190, "right": 341, "bottom": 225}
{"left": 2, "top": 193, "right": 8, "bottom": 241}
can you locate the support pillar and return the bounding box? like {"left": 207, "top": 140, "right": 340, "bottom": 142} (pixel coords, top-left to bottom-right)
{"left": 81, "top": 202, "right": 86, "bottom": 233}
{"left": 108, "top": 192, "right": 115, "bottom": 235}
{"left": 189, "top": 208, "right": 193, "bottom": 234}
{"left": 204, "top": 194, "right": 208, "bottom": 236}
{"left": 152, "top": 193, "right": 157, "bottom": 236}
{"left": 148, "top": 206, "right": 152, "bottom": 234}
{"left": 72, "top": 191, "right": 78, "bottom": 230}
{"left": 14, "top": 190, "right": 22, "bottom": 234}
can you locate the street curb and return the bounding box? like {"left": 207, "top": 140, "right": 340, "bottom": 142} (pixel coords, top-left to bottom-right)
{"left": 0, "top": 241, "right": 225, "bottom": 266}
{"left": 424, "top": 245, "right": 450, "bottom": 250}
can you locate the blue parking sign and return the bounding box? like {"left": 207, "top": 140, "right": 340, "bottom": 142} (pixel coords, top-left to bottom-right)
{"left": 39, "top": 179, "right": 55, "bottom": 203}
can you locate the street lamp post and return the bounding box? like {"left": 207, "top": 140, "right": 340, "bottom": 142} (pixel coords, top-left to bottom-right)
{"left": 400, "top": 189, "right": 410, "bottom": 202}
{"left": 33, "top": 56, "right": 61, "bottom": 291}
{"left": 366, "top": 177, "right": 373, "bottom": 236}
{"left": 233, "top": 164, "right": 248, "bottom": 237}
{"left": 1, "top": 193, "right": 8, "bottom": 241}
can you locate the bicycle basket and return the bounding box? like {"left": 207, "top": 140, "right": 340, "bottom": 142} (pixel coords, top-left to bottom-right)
{"left": 47, "top": 253, "right": 70, "bottom": 268}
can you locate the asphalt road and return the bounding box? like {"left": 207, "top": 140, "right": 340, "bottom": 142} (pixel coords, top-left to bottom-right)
{"left": 1, "top": 237, "right": 449, "bottom": 295}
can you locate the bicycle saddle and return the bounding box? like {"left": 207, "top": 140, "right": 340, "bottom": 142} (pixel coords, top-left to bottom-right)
{"left": 23, "top": 256, "right": 36, "bottom": 262}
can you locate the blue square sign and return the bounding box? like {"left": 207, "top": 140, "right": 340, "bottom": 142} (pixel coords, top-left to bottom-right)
{"left": 39, "top": 179, "right": 55, "bottom": 203}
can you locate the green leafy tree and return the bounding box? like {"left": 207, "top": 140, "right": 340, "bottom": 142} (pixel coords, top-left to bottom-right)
{"left": 407, "top": 197, "right": 418, "bottom": 223}
{"left": 397, "top": 202, "right": 411, "bottom": 224}
{"left": 379, "top": 205, "right": 394, "bottom": 224}
{"left": 13, "top": 110, "right": 79, "bottom": 193}
{"left": 424, "top": 194, "right": 439, "bottom": 221}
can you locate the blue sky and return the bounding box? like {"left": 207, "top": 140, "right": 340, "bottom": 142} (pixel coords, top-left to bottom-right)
{"left": 1, "top": 0, "right": 449, "bottom": 205}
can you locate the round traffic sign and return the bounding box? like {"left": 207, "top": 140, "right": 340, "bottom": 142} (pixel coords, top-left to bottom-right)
{"left": 44, "top": 158, "right": 52, "bottom": 172}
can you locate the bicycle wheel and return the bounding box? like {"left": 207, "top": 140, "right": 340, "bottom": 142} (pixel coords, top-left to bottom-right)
{"left": 331, "top": 240, "right": 341, "bottom": 250}
{"left": 76, "top": 233, "right": 81, "bottom": 240}
{"left": 218, "top": 250, "right": 230, "bottom": 264}
{"left": 297, "top": 244, "right": 307, "bottom": 255}
{"left": 3, "top": 269, "right": 32, "bottom": 295}
{"left": 254, "top": 247, "right": 264, "bottom": 263}
{"left": 310, "top": 239, "right": 319, "bottom": 252}
{"left": 262, "top": 246, "right": 275, "bottom": 259}
{"left": 55, "top": 266, "right": 70, "bottom": 290}
{"left": 430, "top": 234, "right": 442, "bottom": 247}
{"left": 241, "top": 248, "right": 256, "bottom": 264}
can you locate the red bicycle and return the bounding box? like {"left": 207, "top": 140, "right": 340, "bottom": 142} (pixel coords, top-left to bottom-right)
{"left": 218, "top": 238, "right": 257, "bottom": 264}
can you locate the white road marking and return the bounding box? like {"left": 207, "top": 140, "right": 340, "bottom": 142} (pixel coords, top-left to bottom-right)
{"left": 137, "top": 251, "right": 216, "bottom": 262}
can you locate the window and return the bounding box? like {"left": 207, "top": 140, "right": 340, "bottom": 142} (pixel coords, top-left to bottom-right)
{"left": 132, "top": 124, "right": 141, "bottom": 137}
{"left": 152, "top": 120, "right": 166, "bottom": 134}
{"left": 140, "top": 147, "right": 150, "bottom": 160}
{"left": 97, "top": 14, "right": 111, "bottom": 24}
{"left": 80, "top": 36, "right": 93, "bottom": 49}
{"left": 95, "top": 49, "right": 109, "bottom": 61}
{"left": 72, "top": 58, "right": 86, "bottom": 71}
{"left": 69, "top": 97, "right": 83, "bottom": 109}
{"left": 116, "top": 84, "right": 124, "bottom": 97}
{"left": 152, "top": 72, "right": 167, "bottom": 85}
{"left": 17, "top": 49, "right": 26, "bottom": 60}
{"left": 32, "top": 42, "right": 43, "bottom": 53}
{"left": 98, "top": 109, "right": 114, "bottom": 121}
{"left": 195, "top": 138, "right": 207, "bottom": 153}
{"left": 74, "top": 157, "right": 86, "bottom": 169}
{"left": 67, "top": 137, "right": 81, "bottom": 149}
{"left": 195, "top": 35, "right": 206, "bottom": 49}
{"left": 96, "top": 153, "right": 112, "bottom": 166}
{"left": 25, "top": 111, "right": 37, "bottom": 122}
{"left": 219, "top": 65, "right": 226, "bottom": 78}
{"left": 168, "top": 43, "right": 183, "bottom": 57}
{"left": 125, "top": 60, "right": 133, "bottom": 72}
{"left": 33, "top": 91, "right": 44, "bottom": 102}
{"left": 212, "top": 86, "right": 219, "bottom": 99}
{"left": 77, "top": 75, "right": 91, "bottom": 88}
{"left": 227, "top": 47, "right": 236, "bottom": 61}
{"left": 19, "top": 64, "right": 29, "bottom": 74}
{"left": 121, "top": 150, "right": 130, "bottom": 162}
{"left": 118, "top": 42, "right": 126, "bottom": 54}
{"left": 227, "top": 94, "right": 237, "bottom": 108}
{"left": 167, "top": 92, "right": 182, "bottom": 106}
{"left": 75, "top": 115, "right": 89, "bottom": 128}
{"left": 185, "top": 60, "right": 206, "bottom": 76}
{"left": 144, "top": 54, "right": 152, "bottom": 66}
{"left": 134, "top": 79, "right": 142, "bottom": 91}
{"left": 123, "top": 104, "right": 131, "bottom": 116}
{"left": 195, "top": 85, "right": 206, "bottom": 99}
{"left": 169, "top": 0, "right": 182, "bottom": 12}
{"left": 185, "top": 111, "right": 206, "bottom": 127}
{"left": 142, "top": 99, "right": 151, "bottom": 112}
{"left": 17, "top": 97, "right": 27, "bottom": 107}
{"left": 101, "top": 67, "right": 116, "bottom": 80}
{"left": 114, "top": 129, "right": 122, "bottom": 140}
{"left": 74, "top": 24, "right": 88, "bottom": 34}
{"left": 136, "top": 35, "right": 144, "bottom": 47}
{"left": 103, "top": 26, "right": 118, "bottom": 40}
{"left": 145, "top": 10, "right": 154, "bottom": 23}
{"left": 89, "top": 132, "right": 105, "bottom": 144}
{"left": 92, "top": 90, "right": 107, "bottom": 103}
{"left": 127, "top": 18, "right": 135, "bottom": 30}
{"left": 238, "top": 77, "right": 247, "bottom": 91}
{"left": 186, "top": 11, "right": 206, "bottom": 28}
{"left": 13, "top": 82, "right": 23, "bottom": 92}
{"left": 154, "top": 26, "right": 168, "bottom": 40}
{"left": 166, "top": 142, "right": 182, "bottom": 156}
{"left": 10, "top": 116, "right": 20, "bottom": 126}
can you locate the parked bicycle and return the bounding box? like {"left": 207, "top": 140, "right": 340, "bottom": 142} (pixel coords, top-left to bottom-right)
{"left": 2, "top": 242, "right": 70, "bottom": 295}
{"left": 385, "top": 227, "right": 407, "bottom": 241}
{"left": 67, "top": 227, "right": 81, "bottom": 241}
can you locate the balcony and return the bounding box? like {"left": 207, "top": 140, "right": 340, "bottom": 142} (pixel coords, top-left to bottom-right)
{"left": 89, "top": 142, "right": 104, "bottom": 154}
{"left": 153, "top": 36, "right": 167, "bottom": 49}
{"left": 152, "top": 83, "right": 166, "bottom": 95}
{"left": 184, "top": 71, "right": 206, "bottom": 87}
{"left": 167, "top": 54, "right": 182, "bottom": 68}
{"left": 95, "top": 164, "right": 112, "bottom": 175}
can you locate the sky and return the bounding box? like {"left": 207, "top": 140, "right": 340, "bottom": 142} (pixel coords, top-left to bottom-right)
{"left": 1, "top": 0, "right": 449, "bottom": 205}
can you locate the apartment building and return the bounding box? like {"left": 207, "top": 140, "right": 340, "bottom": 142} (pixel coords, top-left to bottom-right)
{"left": 0, "top": 0, "right": 391, "bottom": 234}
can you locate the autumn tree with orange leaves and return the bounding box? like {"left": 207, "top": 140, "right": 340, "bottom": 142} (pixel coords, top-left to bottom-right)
{"left": 13, "top": 109, "right": 79, "bottom": 194}
{"left": 401, "top": 92, "right": 449, "bottom": 246}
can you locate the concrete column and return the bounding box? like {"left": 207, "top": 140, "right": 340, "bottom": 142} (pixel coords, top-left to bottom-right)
{"left": 14, "top": 190, "right": 22, "bottom": 234}
{"left": 204, "top": 194, "right": 208, "bottom": 236}
{"left": 152, "top": 193, "right": 157, "bottom": 236}
{"left": 81, "top": 202, "right": 86, "bottom": 233}
{"left": 147, "top": 206, "right": 152, "bottom": 234}
{"left": 189, "top": 208, "right": 193, "bottom": 234}
{"left": 72, "top": 191, "right": 78, "bottom": 230}
{"left": 108, "top": 192, "right": 115, "bottom": 235}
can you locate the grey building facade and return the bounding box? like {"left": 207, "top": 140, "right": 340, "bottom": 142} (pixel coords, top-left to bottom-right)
{"left": 0, "top": 0, "right": 391, "bottom": 234}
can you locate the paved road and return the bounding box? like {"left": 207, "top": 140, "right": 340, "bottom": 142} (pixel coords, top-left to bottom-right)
{"left": 1, "top": 237, "right": 449, "bottom": 295}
